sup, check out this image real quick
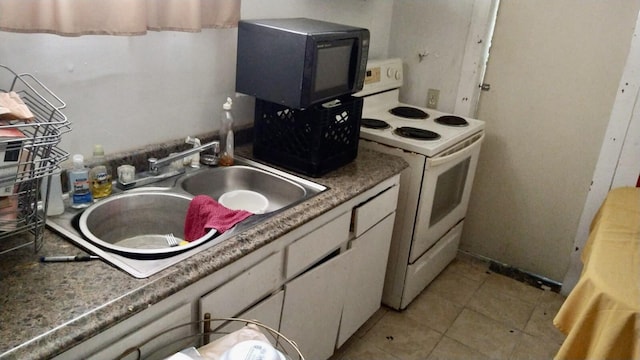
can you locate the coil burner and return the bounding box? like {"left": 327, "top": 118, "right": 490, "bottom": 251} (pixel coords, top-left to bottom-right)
{"left": 393, "top": 126, "right": 441, "bottom": 140}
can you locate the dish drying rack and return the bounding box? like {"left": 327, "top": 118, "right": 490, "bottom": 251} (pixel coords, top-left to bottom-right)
{"left": 117, "top": 317, "right": 305, "bottom": 360}
{"left": 0, "top": 65, "right": 71, "bottom": 254}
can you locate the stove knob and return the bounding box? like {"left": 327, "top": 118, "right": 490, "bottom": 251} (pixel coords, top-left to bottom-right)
{"left": 386, "top": 67, "right": 402, "bottom": 80}
{"left": 386, "top": 68, "right": 394, "bottom": 78}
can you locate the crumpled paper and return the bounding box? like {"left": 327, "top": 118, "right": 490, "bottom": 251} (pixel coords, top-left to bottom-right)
{"left": 0, "top": 91, "right": 34, "bottom": 122}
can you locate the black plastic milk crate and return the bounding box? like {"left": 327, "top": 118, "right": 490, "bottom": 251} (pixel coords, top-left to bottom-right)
{"left": 253, "top": 96, "right": 363, "bottom": 177}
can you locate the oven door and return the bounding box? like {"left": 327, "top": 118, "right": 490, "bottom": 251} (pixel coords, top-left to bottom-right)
{"left": 409, "top": 132, "right": 484, "bottom": 263}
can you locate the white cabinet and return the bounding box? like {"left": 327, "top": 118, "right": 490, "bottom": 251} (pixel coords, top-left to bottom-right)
{"left": 338, "top": 214, "right": 395, "bottom": 347}
{"left": 199, "top": 251, "right": 283, "bottom": 329}
{"left": 280, "top": 248, "right": 353, "bottom": 360}
{"left": 56, "top": 174, "right": 401, "bottom": 360}
{"left": 211, "top": 290, "right": 284, "bottom": 345}
{"left": 285, "top": 211, "right": 351, "bottom": 279}
{"left": 338, "top": 184, "right": 399, "bottom": 347}
{"left": 91, "top": 302, "right": 194, "bottom": 360}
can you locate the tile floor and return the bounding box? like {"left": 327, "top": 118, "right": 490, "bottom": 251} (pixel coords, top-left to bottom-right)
{"left": 330, "top": 253, "right": 567, "bottom": 360}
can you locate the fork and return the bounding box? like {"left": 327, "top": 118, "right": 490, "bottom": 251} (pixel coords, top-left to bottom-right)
{"left": 165, "top": 233, "right": 179, "bottom": 247}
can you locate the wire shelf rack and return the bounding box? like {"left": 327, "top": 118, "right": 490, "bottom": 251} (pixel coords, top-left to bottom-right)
{"left": 0, "top": 65, "right": 71, "bottom": 254}
{"left": 118, "top": 317, "right": 305, "bottom": 360}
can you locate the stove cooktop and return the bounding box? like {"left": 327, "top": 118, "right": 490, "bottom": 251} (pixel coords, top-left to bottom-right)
{"left": 359, "top": 100, "right": 484, "bottom": 157}
{"left": 354, "top": 59, "right": 485, "bottom": 157}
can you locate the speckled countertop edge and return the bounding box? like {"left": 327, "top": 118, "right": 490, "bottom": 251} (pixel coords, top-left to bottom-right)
{"left": 0, "top": 145, "right": 407, "bottom": 360}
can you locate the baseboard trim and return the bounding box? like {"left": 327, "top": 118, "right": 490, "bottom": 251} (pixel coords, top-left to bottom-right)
{"left": 488, "top": 261, "right": 562, "bottom": 293}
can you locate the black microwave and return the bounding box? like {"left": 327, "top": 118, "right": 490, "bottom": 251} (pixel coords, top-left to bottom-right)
{"left": 235, "top": 18, "right": 370, "bottom": 109}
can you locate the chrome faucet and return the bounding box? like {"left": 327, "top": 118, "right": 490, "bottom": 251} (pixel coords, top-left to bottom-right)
{"left": 148, "top": 140, "right": 220, "bottom": 174}
{"left": 117, "top": 139, "right": 220, "bottom": 190}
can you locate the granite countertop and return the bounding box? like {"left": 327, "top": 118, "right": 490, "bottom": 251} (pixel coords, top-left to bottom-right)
{"left": 0, "top": 147, "right": 407, "bottom": 360}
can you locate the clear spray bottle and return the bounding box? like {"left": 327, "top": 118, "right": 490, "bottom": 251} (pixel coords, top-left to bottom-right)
{"left": 219, "top": 97, "right": 235, "bottom": 166}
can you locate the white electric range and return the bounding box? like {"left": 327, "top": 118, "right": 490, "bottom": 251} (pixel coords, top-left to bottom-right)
{"left": 355, "top": 58, "right": 485, "bottom": 310}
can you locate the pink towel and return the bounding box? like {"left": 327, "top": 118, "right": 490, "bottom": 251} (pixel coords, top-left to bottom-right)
{"left": 184, "top": 195, "right": 253, "bottom": 241}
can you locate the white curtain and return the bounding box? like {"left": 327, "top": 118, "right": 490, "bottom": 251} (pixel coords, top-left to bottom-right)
{"left": 0, "top": 0, "right": 240, "bottom": 36}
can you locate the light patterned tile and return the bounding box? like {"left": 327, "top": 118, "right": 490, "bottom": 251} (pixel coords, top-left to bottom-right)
{"left": 480, "top": 273, "right": 544, "bottom": 304}
{"left": 446, "top": 309, "right": 521, "bottom": 359}
{"left": 353, "top": 306, "right": 389, "bottom": 338}
{"left": 467, "top": 282, "right": 536, "bottom": 330}
{"left": 427, "top": 336, "right": 493, "bottom": 360}
{"left": 362, "top": 310, "right": 442, "bottom": 359}
{"left": 447, "top": 253, "right": 492, "bottom": 283}
{"left": 423, "top": 268, "right": 483, "bottom": 306}
{"left": 404, "top": 291, "right": 463, "bottom": 333}
{"left": 337, "top": 337, "right": 402, "bottom": 360}
{"left": 509, "top": 331, "right": 561, "bottom": 360}
{"left": 523, "top": 291, "right": 566, "bottom": 344}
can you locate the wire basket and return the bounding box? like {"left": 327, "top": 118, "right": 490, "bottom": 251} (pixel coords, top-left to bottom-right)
{"left": 0, "top": 65, "right": 71, "bottom": 254}
{"left": 117, "top": 317, "right": 305, "bottom": 360}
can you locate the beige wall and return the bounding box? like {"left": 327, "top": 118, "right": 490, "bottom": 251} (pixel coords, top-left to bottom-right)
{"left": 388, "top": 0, "right": 476, "bottom": 113}
{"left": 0, "top": 1, "right": 394, "bottom": 158}
{"left": 461, "top": 1, "right": 640, "bottom": 281}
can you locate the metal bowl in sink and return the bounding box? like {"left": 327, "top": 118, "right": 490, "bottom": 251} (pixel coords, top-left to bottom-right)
{"left": 178, "top": 165, "right": 310, "bottom": 213}
{"left": 78, "top": 191, "right": 216, "bottom": 258}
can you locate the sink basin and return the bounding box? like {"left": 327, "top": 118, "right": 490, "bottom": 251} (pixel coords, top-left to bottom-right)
{"left": 78, "top": 191, "right": 216, "bottom": 258}
{"left": 179, "top": 165, "right": 309, "bottom": 213}
{"left": 46, "top": 156, "right": 327, "bottom": 277}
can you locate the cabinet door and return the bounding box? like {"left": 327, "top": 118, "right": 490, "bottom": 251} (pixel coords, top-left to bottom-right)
{"left": 338, "top": 213, "right": 395, "bottom": 347}
{"left": 207, "top": 289, "right": 284, "bottom": 344}
{"left": 285, "top": 212, "right": 350, "bottom": 279}
{"left": 280, "top": 249, "right": 353, "bottom": 360}
{"left": 199, "top": 252, "right": 282, "bottom": 324}
{"left": 92, "top": 302, "right": 193, "bottom": 360}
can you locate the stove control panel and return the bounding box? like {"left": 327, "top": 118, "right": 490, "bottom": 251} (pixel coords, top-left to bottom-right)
{"left": 364, "top": 67, "right": 380, "bottom": 84}
{"left": 354, "top": 58, "right": 403, "bottom": 97}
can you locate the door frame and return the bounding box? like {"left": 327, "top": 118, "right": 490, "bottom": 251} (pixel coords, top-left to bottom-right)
{"left": 454, "top": 0, "right": 500, "bottom": 117}
{"left": 561, "top": 9, "right": 640, "bottom": 294}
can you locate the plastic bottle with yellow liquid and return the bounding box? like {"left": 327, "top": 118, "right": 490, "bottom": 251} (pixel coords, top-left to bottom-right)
{"left": 89, "top": 144, "right": 113, "bottom": 200}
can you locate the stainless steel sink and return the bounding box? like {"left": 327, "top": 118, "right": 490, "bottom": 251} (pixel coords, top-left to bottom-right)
{"left": 178, "top": 165, "right": 307, "bottom": 213}
{"left": 45, "top": 156, "right": 327, "bottom": 277}
{"left": 78, "top": 191, "right": 216, "bottom": 258}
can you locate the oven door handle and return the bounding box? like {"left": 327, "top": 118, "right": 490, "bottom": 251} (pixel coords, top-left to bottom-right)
{"left": 428, "top": 132, "right": 484, "bottom": 167}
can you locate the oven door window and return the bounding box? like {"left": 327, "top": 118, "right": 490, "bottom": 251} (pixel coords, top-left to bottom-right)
{"left": 430, "top": 157, "right": 470, "bottom": 226}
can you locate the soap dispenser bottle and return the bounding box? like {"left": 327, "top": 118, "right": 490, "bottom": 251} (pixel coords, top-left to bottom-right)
{"left": 68, "top": 154, "right": 93, "bottom": 208}
{"left": 89, "top": 144, "right": 113, "bottom": 200}
{"left": 219, "top": 97, "right": 235, "bottom": 166}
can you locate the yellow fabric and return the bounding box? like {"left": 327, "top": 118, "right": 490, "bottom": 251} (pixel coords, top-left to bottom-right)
{"left": 554, "top": 187, "right": 640, "bottom": 360}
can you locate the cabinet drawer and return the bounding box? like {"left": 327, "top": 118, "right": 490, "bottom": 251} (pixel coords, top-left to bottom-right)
{"left": 285, "top": 212, "right": 350, "bottom": 279}
{"left": 93, "top": 302, "right": 193, "bottom": 360}
{"left": 352, "top": 184, "right": 399, "bottom": 237}
{"left": 200, "top": 251, "right": 283, "bottom": 320}
{"left": 206, "top": 290, "right": 284, "bottom": 343}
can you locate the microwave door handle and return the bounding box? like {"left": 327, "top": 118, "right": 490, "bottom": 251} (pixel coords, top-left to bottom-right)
{"left": 427, "top": 132, "right": 485, "bottom": 167}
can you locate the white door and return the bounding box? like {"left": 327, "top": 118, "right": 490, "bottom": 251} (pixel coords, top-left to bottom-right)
{"left": 453, "top": 0, "right": 500, "bottom": 117}
{"left": 462, "top": 1, "right": 640, "bottom": 281}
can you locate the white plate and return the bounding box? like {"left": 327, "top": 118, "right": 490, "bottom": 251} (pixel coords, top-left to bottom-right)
{"left": 218, "top": 190, "right": 269, "bottom": 214}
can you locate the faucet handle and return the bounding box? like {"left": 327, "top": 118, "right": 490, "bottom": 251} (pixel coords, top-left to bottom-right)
{"left": 200, "top": 142, "right": 220, "bottom": 166}
{"left": 148, "top": 157, "right": 159, "bottom": 173}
